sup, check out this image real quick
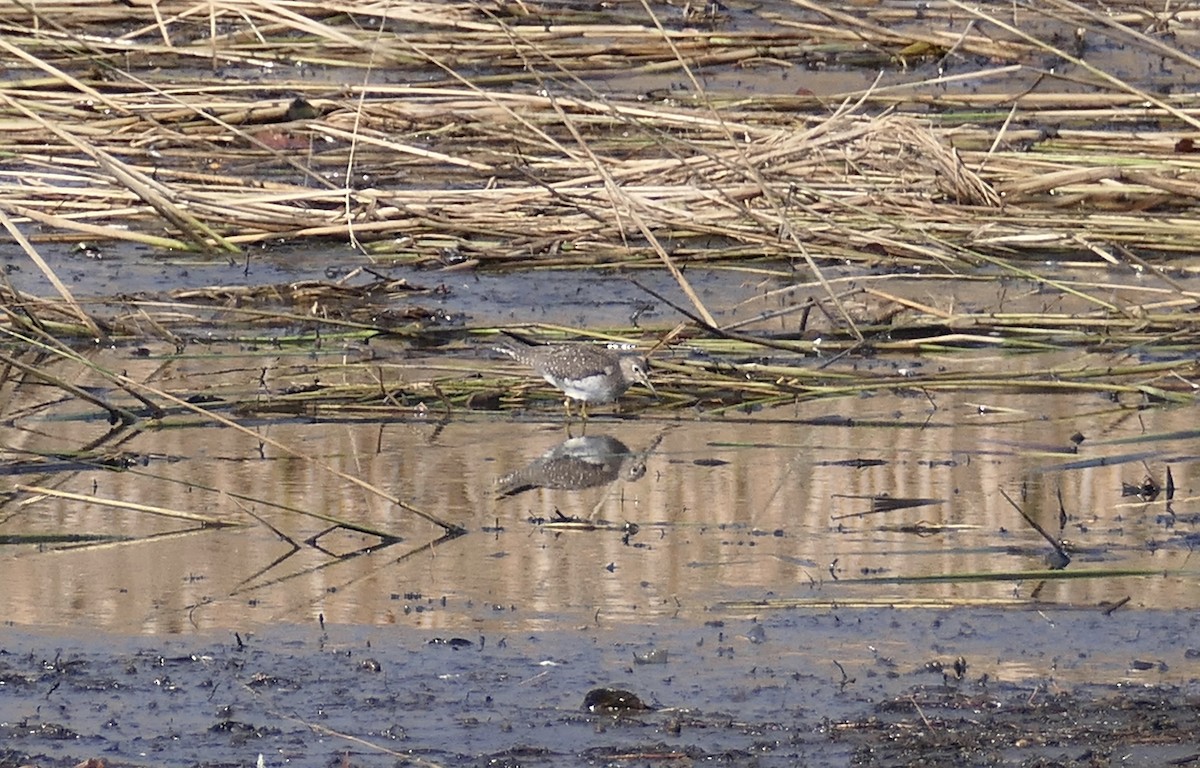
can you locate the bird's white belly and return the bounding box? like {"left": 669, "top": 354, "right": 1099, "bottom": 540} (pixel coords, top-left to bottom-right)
{"left": 545, "top": 372, "right": 619, "bottom": 403}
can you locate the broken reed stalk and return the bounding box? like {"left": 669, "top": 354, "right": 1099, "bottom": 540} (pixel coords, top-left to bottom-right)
{"left": 1, "top": 325, "right": 166, "bottom": 419}
{"left": 460, "top": 9, "right": 722, "bottom": 328}
{"left": 0, "top": 348, "right": 139, "bottom": 425}
{"left": 720, "top": 594, "right": 1153, "bottom": 611}
{"left": 110, "top": 462, "right": 414, "bottom": 544}
{"left": 650, "top": 0, "right": 859, "bottom": 338}
{"left": 830, "top": 566, "right": 1181, "bottom": 585}
{"left": 1, "top": 324, "right": 463, "bottom": 534}
{"left": 6, "top": 203, "right": 199, "bottom": 251}
{"left": 1, "top": 94, "right": 239, "bottom": 254}
{"left": 5, "top": 1, "right": 1200, "bottom": 271}
{"left": 546, "top": 92, "right": 718, "bottom": 328}
{"left": 16, "top": 484, "right": 242, "bottom": 527}
{"left": 0, "top": 208, "right": 101, "bottom": 337}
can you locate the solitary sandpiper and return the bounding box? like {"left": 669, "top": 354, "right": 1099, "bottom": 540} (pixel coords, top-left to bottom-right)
{"left": 496, "top": 336, "right": 656, "bottom": 417}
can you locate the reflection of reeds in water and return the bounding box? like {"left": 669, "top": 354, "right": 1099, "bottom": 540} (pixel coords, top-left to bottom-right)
{"left": 2, "top": 388, "right": 1196, "bottom": 630}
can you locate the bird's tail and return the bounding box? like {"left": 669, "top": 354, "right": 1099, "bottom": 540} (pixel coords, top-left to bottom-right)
{"left": 498, "top": 329, "right": 539, "bottom": 347}
{"left": 494, "top": 329, "right": 540, "bottom": 362}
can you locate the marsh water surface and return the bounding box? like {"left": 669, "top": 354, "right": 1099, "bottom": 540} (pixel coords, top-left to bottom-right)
{"left": 4, "top": 253, "right": 1200, "bottom": 765}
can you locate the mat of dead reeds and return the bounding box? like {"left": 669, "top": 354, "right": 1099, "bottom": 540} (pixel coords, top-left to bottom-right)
{"left": 2, "top": 1, "right": 1199, "bottom": 263}
{"left": 2, "top": 0, "right": 1199, "bottom": 419}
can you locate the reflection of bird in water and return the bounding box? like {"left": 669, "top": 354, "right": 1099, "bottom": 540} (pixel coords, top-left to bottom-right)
{"left": 494, "top": 334, "right": 655, "bottom": 418}
{"left": 496, "top": 435, "right": 647, "bottom": 497}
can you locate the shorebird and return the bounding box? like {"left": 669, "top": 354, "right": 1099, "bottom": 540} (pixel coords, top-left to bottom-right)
{"left": 496, "top": 336, "right": 656, "bottom": 418}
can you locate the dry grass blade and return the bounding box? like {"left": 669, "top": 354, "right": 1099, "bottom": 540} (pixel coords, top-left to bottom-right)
{"left": 4, "top": 203, "right": 197, "bottom": 251}
{"left": 0, "top": 348, "right": 138, "bottom": 424}
{"left": 17, "top": 484, "right": 242, "bottom": 527}
{"left": 548, "top": 93, "right": 718, "bottom": 327}
{"left": 830, "top": 567, "right": 1179, "bottom": 585}
{"left": 0, "top": 94, "right": 238, "bottom": 253}
{"left": 0, "top": 35, "right": 119, "bottom": 111}
{"left": 721, "top": 596, "right": 1033, "bottom": 611}
{"left": 0, "top": 208, "right": 102, "bottom": 337}
{"left": 0, "top": 319, "right": 463, "bottom": 532}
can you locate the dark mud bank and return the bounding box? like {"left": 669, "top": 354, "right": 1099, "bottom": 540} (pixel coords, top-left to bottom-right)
{"left": 3, "top": 607, "right": 1200, "bottom": 768}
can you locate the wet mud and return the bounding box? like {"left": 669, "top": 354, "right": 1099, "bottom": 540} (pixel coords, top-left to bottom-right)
{"left": 3, "top": 607, "right": 1200, "bottom": 768}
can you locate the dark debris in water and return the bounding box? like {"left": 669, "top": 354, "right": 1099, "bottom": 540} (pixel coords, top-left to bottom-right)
{"left": 583, "top": 687, "right": 652, "bottom": 713}
{"left": 427, "top": 637, "right": 475, "bottom": 649}
{"left": 851, "top": 685, "right": 1200, "bottom": 766}
{"left": 1122, "top": 475, "right": 1162, "bottom": 502}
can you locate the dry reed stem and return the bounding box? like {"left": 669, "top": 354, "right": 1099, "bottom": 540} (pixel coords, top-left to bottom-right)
{"left": 0, "top": 348, "right": 138, "bottom": 423}
{"left": 16, "top": 484, "right": 241, "bottom": 527}
{"left": 2, "top": 0, "right": 1200, "bottom": 270}
{"left": 0, "top": 312, "right": 463, "bottom": 532}
{"left": 0, "top": 208, "right": 102, "bottom": 337}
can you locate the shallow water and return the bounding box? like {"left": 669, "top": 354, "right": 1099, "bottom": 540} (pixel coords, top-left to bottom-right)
{"left": 2, "top": 338, "right": 1197, "bottom": 635}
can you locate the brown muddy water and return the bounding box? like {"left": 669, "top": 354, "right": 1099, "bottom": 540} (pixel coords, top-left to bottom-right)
{"left": 3, "top": 251, "right": 1200, "bottom": 766}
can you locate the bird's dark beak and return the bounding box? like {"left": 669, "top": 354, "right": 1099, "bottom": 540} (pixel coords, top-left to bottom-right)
{"left": 637, "top": 368, "right": 658, "bottom": 399}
